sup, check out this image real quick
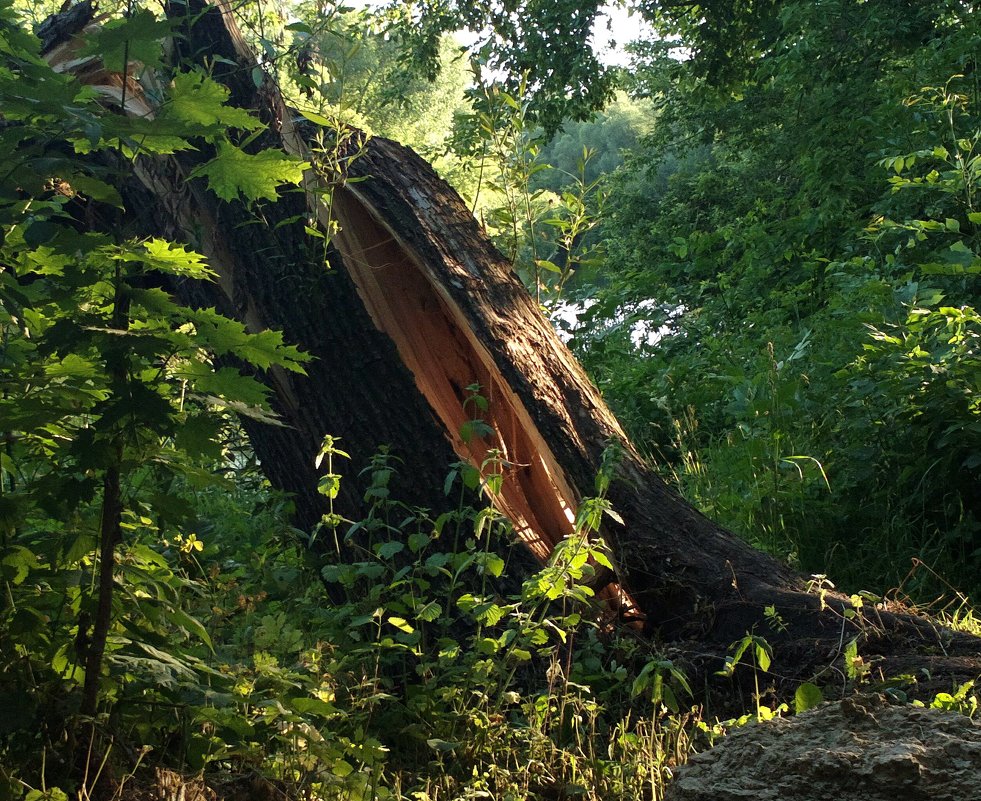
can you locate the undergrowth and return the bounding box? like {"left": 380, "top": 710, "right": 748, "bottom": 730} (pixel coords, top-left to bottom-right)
{"left": 3, "top": 432, "right": 979, "bottom": 801}
{"left": 1, "top": 440, "right": 705, "bottom": 801}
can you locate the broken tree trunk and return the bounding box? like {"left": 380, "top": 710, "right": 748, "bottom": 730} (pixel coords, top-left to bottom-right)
{"left": 42, "top": 0, "right": 981, "bottom": 699}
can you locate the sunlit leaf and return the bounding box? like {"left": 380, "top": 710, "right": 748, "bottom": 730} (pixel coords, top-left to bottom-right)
{"left": 191, "top": 142, "right": 307, "bottom": 203}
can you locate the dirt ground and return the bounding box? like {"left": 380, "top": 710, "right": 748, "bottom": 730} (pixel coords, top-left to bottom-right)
{"left": 666, "top": 694, "right": 981, "bottom": 801}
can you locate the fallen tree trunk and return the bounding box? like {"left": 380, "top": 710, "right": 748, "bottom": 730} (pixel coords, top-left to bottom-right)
{"left": 42, "top": 0, "right": 981, "bottom": 700}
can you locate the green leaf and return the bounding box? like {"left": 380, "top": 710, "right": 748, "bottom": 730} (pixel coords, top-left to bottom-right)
{"left": 603, "top": 506, "right": 625, "bottom": 525}
{"left": 459, "top": 419, "right": 493, "bottom": 443}
{"left": 191, "top": 142, "right": 307, "bottom": 203}
{"left": 1, "top": 546, "right": 39, "bottom": 585}
{"left": 408, "top": 531, "right": 430, "bottom": 553}
{"left": 127, "top": 287, "right": 180, "bottom": 320}
{"left": 137, "top": 239, "right": 214, "bottom": 279}
{"left": 474, "top": 602, "right": 504, "bottom": 626}
{"left": 375, "top": 541, "right": 405, "bottom": 560}
{"left": 298, "top": 109, "right": 336, "bottom": 127}
{"left": 206, "top": 398, "right": 283, "bottom": 425}
{"left": 23, "top": 220, "right": 60, "bottom": 247}
{"left": 317, "top": 473, "right": 341, "bottom": 499}
{"left": 289, "top": 696, "right": 338, "bottom": 717}
{"left": 794, "top": 682, "right": 823, "bottom": 713}
{"left": 179, "top": 363, "right": 270, "bottom": 407}
{"left": 481, "top": 553, "right": 505, "bottom": 578}
{"left": 475, "top": 636, "right": 500, "bottom": 655}
{"left": 415, "top": 600, "right": 443, "bottom": 622}
{"left": 844, "top": 639, "right": 860, "bottom": 680}
{"left": 81, "top": 10, "right": 174, "bottom": 72}
{"left": 722, "top": 635, "right": 753, "bottom": 676}
{"left": 946, "top": 240, "right": 976, "bottom": 265}
{"left": 69, "top": 174, "right": 123, "bottom": 207}
{"left": 387, "top": 616, "right": 414, "bottom": 634}
{"left": 184, "top": 308, "right": 309, "bottom": 372}
{"left": 163, "top": 72, "right": 262, "bottom": 133}
{"left": 661, "top": 684, "right": 680, "bottom": 713}
{"left": 92, "top": 115, "right": 197, "bottom": 155}
{"left": 443, "top": 469, "right": 459, "bottom": 495}
{"left": 25, "top": 789, "right": 68, "bottom": 801}
{"left": 184, "top": 733, "right": 219, "bottom": 770}
{"left": 167, "top": 606, "right": 214, "bottom": 651}
{"left": 426, "top": 738, "right": 460, "bottom": 752}
{"left": 44, "top": 353, "right": 99, "bottom": 380}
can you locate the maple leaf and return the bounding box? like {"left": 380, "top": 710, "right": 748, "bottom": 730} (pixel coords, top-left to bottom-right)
{"left": 133, "top": 239, "right": 215, "bottom": 279}
{"left": 161, "top": 72, "right": 262, "bottom": 135}
{"left": 235, "top": 329, "right": 309, "bottom": 372}
{"left": 184, "top": 308, "right": 310, "bottom": 373}
{"left": 176, "top": 362, "right": 271, "bottom": 407}
{"left": 190, "top": 142, "right": 307, "bottom": 203}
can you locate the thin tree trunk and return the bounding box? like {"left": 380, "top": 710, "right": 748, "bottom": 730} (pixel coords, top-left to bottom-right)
{"left": 80, "top": 263, "right": 129, "bottom": 719}
{"left": 81, "top": 448, "right": 122, "bottom": 719}
{"left": 42, "top": 0, "right": 981, "bottom": 701}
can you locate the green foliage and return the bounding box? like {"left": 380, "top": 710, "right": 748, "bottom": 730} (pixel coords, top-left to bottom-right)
{"left": 79, "top": 9, "right": 174, "bottom": 72}
{"left": 166, "top": 453, "right": 701, "bottom": 800}
{"left": 392, "top": 0, "right": 615, "bottom": 133}
{"left": 452, "top": 82, "right": 611, "bottom": 310}
{"left": 190, "top": 141, "right": 308, "bottom": 204}
{"left": 4, "top": 0, "right": 981, "bottom": 797}
{"left": 584, "top": 0, "right": 981, "bottom": 598}
{"left": 0, "top": 1, "right": 310, "bottom": 791}
{"left": 0, "top": 9, "right": 702, "bottom": 777}
{"left": 794, "top": 682, "right": 824, "bottom": 714}
{"left": 286, "top": 10, "right": 472, "bottom": 152}
{"left": 3, "top": 421, "right": 706, "bottom": 798}
{"left": 631, "top": 658, "right": 692, "bottom": 714}
{"left": 162, "top": 72, "right": 263, "bottom": 132}
{"left": 531, "top": 94, "right": 653, "bottom": 195}
{"left": 917, "top": 680, "right": 979, "bottom": 718}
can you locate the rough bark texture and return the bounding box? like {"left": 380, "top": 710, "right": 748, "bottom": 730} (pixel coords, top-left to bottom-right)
{"left": 42, "top": 0, "right": 981, "bottom": 701}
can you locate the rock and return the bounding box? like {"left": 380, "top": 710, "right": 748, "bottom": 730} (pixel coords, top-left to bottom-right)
{"left": 666, "top": 694, "right": 981, "bottom": 801}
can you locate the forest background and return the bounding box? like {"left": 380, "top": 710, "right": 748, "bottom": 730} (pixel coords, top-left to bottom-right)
{"left": 1, "top": 0, "right": 979, "bottom": 799}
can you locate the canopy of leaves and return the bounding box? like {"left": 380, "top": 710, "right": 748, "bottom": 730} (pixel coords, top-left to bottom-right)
{"left": 384, "top": 0, "right": 615, "bottom": 133}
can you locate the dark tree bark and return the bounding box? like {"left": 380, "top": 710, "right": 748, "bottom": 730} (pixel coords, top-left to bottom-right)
{"left": 43, "top": 0, "right": 981, "bottom": 701}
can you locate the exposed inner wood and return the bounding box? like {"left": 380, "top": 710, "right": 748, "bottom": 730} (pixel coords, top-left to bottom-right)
{"left": 325, "top": 189, "right": 635, "bottom": 617}
{"left": 328, "top": 191, "right": 576, "bottom": 562}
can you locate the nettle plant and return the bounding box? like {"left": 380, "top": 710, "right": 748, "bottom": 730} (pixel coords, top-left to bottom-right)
{"left": 156, "top": 448, "right": 698, "bottom": 801}
{"left": 0, "top": 1, "right": 309, "bottom": 785}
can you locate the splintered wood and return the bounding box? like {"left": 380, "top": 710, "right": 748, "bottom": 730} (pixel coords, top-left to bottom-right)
{"left": 327, "top": 190, "right": 577, "bottom": 562}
